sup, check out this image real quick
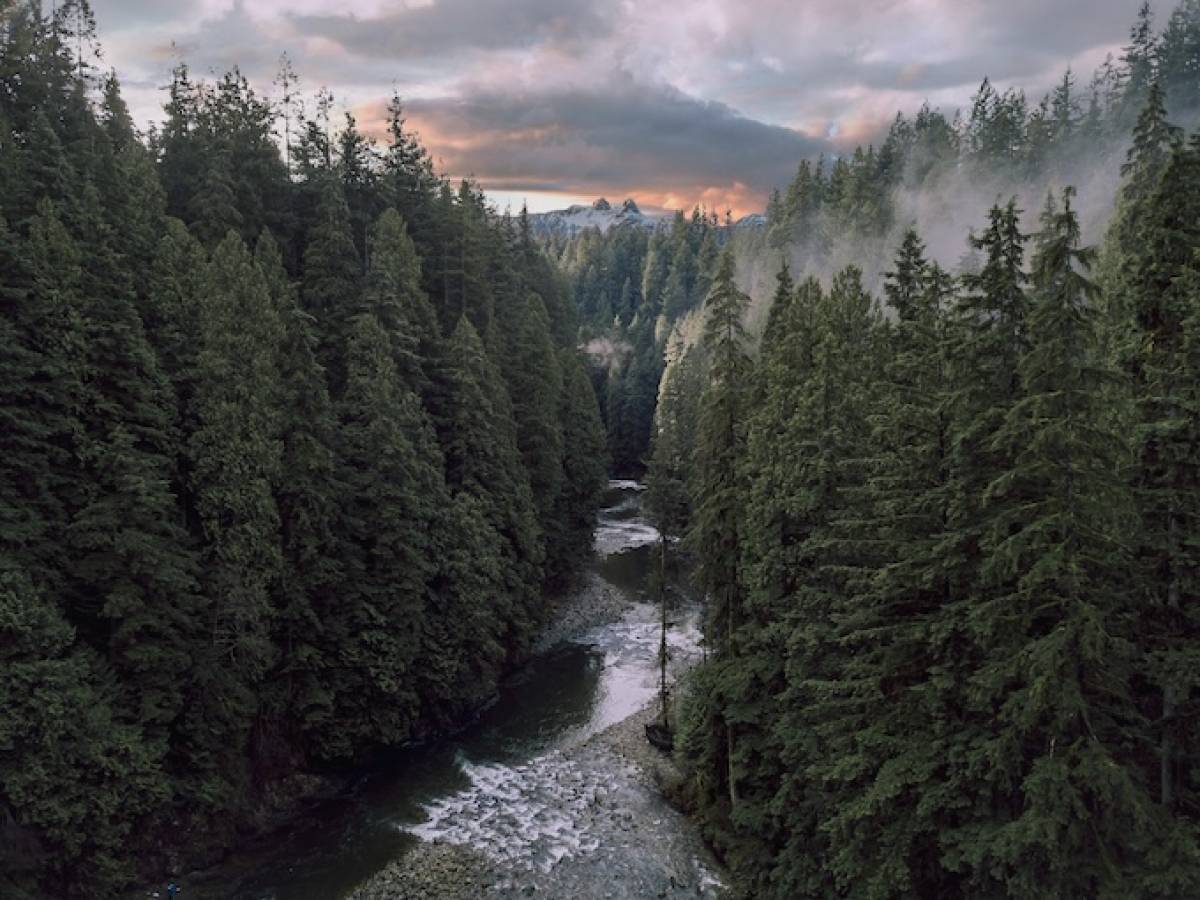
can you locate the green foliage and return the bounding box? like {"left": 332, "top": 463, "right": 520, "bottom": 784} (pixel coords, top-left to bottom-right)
{"left": 0, "top": 9, "right": 608, "bottom": 890}
{"left": 676, "top": 157, "right": 1200, "bottom": 898}
{"left": 0, "top": 568, "right": 167, "bottom": 898}
{"left": 441, "top": 317, "right": 545, "bottom": 649}
{"left": 325, "top": 313, "right": 442, "bottom": 756}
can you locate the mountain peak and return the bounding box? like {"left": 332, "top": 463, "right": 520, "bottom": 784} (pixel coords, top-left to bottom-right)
{"left": 621, "top": 198, "right": 640, "bottom": 214}
{"left": 592, "top": 197, "right": 612, "bottom": 211}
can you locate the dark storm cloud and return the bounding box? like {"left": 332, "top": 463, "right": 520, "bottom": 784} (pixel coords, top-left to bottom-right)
{"left": 398, "top": 72, "right": 830, "bottom": 201}
{"left": 289, "top": 0, "right": 620, "bottom": 60}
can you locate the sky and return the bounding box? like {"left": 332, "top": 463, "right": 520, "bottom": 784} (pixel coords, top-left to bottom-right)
{"left": 91, "top": 0, "right": 1147, "bottom": 215}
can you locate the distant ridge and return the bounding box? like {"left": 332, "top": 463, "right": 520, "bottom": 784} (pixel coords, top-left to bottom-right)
{"left": 527, "top": 197, "right": 660, "bottom": 236}
{"left": 526, "top": 197, "right": 766, "bottom": 237}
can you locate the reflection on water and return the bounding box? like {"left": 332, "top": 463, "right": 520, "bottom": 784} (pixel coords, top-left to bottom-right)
{"left": 190, "top": 482, "right": 694, "bottom": 900}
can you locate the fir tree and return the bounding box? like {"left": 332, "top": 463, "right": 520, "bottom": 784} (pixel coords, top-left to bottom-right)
{"left": 180, "top": 232, "right": 284, "bottom": 813}
{"left": 1122, "top": 133, "right": 1200, "bottom": 841}
{"left": 254, "top": 230, "right": 343, "bottom": 751}
{"left": 953, "top": 189, "right": 1151, "bottom": 897}
{"left": 441, "top": 317, "right": 544, "bottom": 651}
{"left": 0, "top": 567, "right": 167, "bottom": 898}
{"left": 303, "top": 177, "right": 361, "bottom": 394}
{"left": 683, "top": 248, "right": 753, "bottom": 838}
{"left": 328, "top": 312, "right": 444, "bottom": 756}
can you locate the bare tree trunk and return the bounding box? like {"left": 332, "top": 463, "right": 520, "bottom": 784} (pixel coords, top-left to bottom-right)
{"left": 727, "top": 723, "right": 738, "bottom": 809}
{"left": 659, "top": 533, "right": 670, "bottom": 726}
{"left": 1162, "top": 513, "right": 1180, "bottom": 809}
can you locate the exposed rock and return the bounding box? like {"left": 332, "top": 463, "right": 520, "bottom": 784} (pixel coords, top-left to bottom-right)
{"left": 532, "top": 571, "right": 631, "bottom": 655}
{"left": 349, "top": 689, "right": 727, "bottom": 899}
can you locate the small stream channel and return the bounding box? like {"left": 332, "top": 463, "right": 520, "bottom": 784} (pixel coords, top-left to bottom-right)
{"left": 183, "top": 481, "right": 702, "bottom": 899}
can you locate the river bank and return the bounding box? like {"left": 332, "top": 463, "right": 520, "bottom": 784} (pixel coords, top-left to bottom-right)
{"left": 137, "top": 481, "right": 721, "bottom": 900}
{"left": 349, "top": 699, "right": 726, "bottom": 899}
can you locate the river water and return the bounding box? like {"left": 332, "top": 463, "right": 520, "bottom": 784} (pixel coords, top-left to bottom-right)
{"left": 189, "top": 481, "right": 702, "bottom": 899}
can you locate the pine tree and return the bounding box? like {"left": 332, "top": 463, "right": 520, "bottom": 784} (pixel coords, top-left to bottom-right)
{"left": 254, "top": 229, "right": 343, "bottom": 755}
{"left": 63, "top": 174, "right": 204, "bottom": 741}
{"left": 681, "top": 248, "right": 754, "bottom": 845}
{"left": 189, "top": 151, "right": 242, "bottom": 247}
{"left": 944, "top": 200, "right": 1031, "bottom": 604}
{"left": 1120, "top": 2, "right": 1161, "bottom": 125}
{"left": 1102, "top": 81, "right": 1182, "bottom": 369}
{"left": 1122, "top": 134, "right": 1200, "bottom": 852}
{"left": 440, "top": 317, "right": 544, "bottom": 651}
{"left": 303, "top": 176, "right": 361, "bottom": 395}
{"left": 1159, "top": 0, "right": 1200, "bottom": 112}
{"left": 327, "top": 312, "right": 444, "bottom": 756}
{"left": 497, "top": 290, "right": 565, "bottom": 576}
{"left": 693, "top": 248, "right": 752, "bottom": 654}
{"left": 0, "top": 206, "right": 83, "bottom": 594}
{"left": 180, "top": 232, "right": 284, "bottom": 811}
{"left": 818, "top": 238, "right": 960, "bottom": 898}
{"left": 766, "top": 266, "right": 883, "bottom": 897}
{"left": 953, "top": 189, "right": 1152, "bottom": 897}
{"left": 360, "top": 207, "right": 441, "bottom": 398}
{"left": 546, "top": 351, "right": 608, "bottom": 588}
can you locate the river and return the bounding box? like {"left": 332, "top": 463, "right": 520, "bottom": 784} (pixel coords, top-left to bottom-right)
{"left": 181, "top": 481, "right": 711, "bottom": 899}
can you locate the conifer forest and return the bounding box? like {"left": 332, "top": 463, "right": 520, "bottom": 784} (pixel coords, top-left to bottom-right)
{"left": 3, "top": 0, "right": 1200, "bottom": 898}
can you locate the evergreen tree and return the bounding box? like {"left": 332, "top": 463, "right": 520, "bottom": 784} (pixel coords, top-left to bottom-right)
{"left": 952, "top": 190, "right": 1152, "bottom": 897}
{"left": 681, "top": 248, "right": 753, "bottom": 843}
{"left": 818, "top": 238, "right": 960, "bottom": 898}
{"left": 1160, "top": 0, "right": 1200, "bottom": 112}
{"left": 0, "top": 207, "right": 83, "bottom": 593}
{"left": 63, "top": 179, "right": 203, "bottom": 741}
{"left": 360, "top": 207, "right": 441, "bottom": 398}
{"left": 0, "top": 567, "right": 166, "bottom": 898}
{"left": 303, "top": 177, "right": 361, "bottom": 394}
{"left": 1122, "top": 133, "right": 1200, "bottom": 849}
{"left": 180, "top": 232, "right": 284, "bottom": 812}
{"left": 546, "top": 352, "right": 608, "bottom": 588}
{"left": 693, "top": 248, "right": 752, "bottom": 654}
{"left": 441, "top": 317, "right": 544, "bottom": 651}
{"left": 497, "top": 290, "right": 565, "bottom": 574}
{"left": 326, "top": 312, "right": 444, "bottom": 756}
{"left": 254, "top": 230, "right": 343, "bottom": 757}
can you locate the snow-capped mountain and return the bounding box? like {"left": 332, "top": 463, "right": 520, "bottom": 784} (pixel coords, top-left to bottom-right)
{"left": 734, "top": 212, "right": 768, "bottom": 229}
{"left": 527, "top": 197, "right": 660, "bottom": 237}
{"left": 526, "top": 197, "right": 768, "bottom": 238}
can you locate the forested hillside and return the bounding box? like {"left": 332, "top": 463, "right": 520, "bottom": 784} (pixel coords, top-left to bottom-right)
{"left": 636, "top": 2, "right": 1200, "bottom": 896}
{"left": 561, "top": 0, "right": 1200, "bottom": 482}
{"left": 0, "top": 2, "right": 606, "bottom": 896}
{"left": 549, "top": 209, "right": 731, "bottom": 474}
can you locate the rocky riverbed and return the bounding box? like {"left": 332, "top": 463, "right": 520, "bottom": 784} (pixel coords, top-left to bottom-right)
{"left": 531, "top": 572, "right": 631, "bottom": 655}
{"left": 349, "top": 701, "right": 726, "bottom": 899}
{"left": 149, "top": 481, "right": 724, "bottom": 900}
{"left": 346, "top": 482, "right": 727, "bottom": 900}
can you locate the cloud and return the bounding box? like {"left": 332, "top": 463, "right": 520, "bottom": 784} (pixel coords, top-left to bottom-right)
{"left": 89, "top": 0, "right": 1147, "bottom": 213}
{"left": 373, "top": 71, "right": 829, "bottom": 214}
{"left": 289, "top": 0, "right": 620, "bottom": 61}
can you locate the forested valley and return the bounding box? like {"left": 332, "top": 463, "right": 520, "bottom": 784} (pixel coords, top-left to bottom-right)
{"left": 5, "top": 0, "right": 1200, "bottom": 897}
{"left": 0, "top": 2, "right": 608, "bottom": 895}
{"left": 550, "top": 1, "right": 1200, "bottom": 896}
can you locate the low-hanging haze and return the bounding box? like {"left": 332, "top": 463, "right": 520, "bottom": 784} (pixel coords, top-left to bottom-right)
{"left": 95, "top": 0, "right": 1143, "bottom": 214}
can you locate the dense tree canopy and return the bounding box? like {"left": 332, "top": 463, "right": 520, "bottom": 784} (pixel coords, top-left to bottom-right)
{"left": 0, "top": 3, "right": 605, "bottom": 895}
{"left": 629, "top": 4, "right": 1200, "bottom": 896}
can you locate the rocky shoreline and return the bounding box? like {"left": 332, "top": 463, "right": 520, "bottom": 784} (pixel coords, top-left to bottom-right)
{"left": 531, "top": 570, "right": 632, "bottom": 654}
{"left": 348, "top": 701, "right": 727, "bottom": 900}
{"left": 130, "top": 572, "right": 637, "bottom": 900}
